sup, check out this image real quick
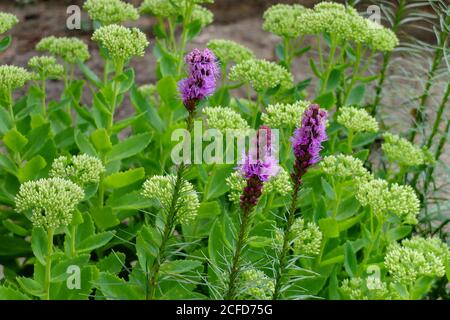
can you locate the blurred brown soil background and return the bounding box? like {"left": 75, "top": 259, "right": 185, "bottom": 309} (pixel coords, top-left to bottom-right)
{"left": 0, "top": 0, "right": 439, "bottom": 102}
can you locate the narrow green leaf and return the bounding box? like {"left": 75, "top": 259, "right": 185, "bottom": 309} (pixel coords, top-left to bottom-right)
{"left": 90, "top": 128, "right": 112, "bottom": 153}
{"left": 3, "top": 129, "right": 28, "bottom": 153}
{"left": 77, "top": 232, "right": 114, "bottom": 253}
{"left": 346, "top": 85, "right": 366, "bottom": 105}
{"left": 130, "top": 85, "right": 165, "bottom": 134}
{"left": 75, "top": 130, "right": 98, "bottom": 157}
{"left": 17, "top": 155, "right": 47, "bottom": 183}
{"left": 106, "top": 133, "right": 151, "bottom": 162}
{"left": 344, "top": 241, "right": 357, "bottom": 277}
{"left": 319, "top": 217, "right": 339, "bottom": 238}
{"left": 31, "top": 227, "right": 48, "bottom": 265}
{"left": 314, "top": 92, "right": 336, "bottom": 109}
{"left": 103, "top": 167, "right": 145, "bottom": 189}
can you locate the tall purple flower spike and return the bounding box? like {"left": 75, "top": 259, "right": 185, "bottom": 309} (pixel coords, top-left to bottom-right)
{"left": 178, "top": 48, "right": 219, "bottom": 112}
{"left": 291, "top": 104, "right": 328, "bottom": 184}
{"left": 239, "top": 126, "right": 280, "bottom": 212}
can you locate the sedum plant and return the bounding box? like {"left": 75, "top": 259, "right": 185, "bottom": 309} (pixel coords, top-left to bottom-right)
{"left": 0, "top": 0, "right": 448, "bottom": 302}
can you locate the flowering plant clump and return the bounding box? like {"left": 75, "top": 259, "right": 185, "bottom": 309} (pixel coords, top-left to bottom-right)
{"left": 337, "top": 106, "right": 379, "bottom": 133}
{"left": 229, "top": 59, "right": 293, "bottom": 92}
{"left": 0, "top": 1, "right": 448, "bottom": 302}
{"left": 382, "top": 132, "right": 430, "bottom": 167}
{"left": 83, "top": 0, "right": 139, "bottom": 25}
{"left": 15, "top": 178, "right": 84, "bottom": 229}
{"left": 207, "top": 39, "right": 255, "bottom": 66}
{"left": 0, "top": 65, "right": 33, "bottom": 93}
{"left": 262, "top": 100, "right": 310, "bottom": 128}
{"left": 49, "top": 154, "right": 105, "bottom": 186}
{"left": 203, "top": 106, "right": 249, "bottom": 132}
{"left": 36, "top": 36, "right": 90, "bottom": 64}
{"left": 28, "top": 56, "right": 64, "bottom": 80}
{"left": 92, "top": 25, "right": 149, "bottom": 63}
{"left": 0, "top": 12, "right": 18, "bottom": 34}
{"left": 142, "top": 175, "right": 200, "bottom": 224}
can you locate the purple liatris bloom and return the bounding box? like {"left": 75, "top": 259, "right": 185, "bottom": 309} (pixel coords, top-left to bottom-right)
{"left": 291, "top": 104, "right": 328, "bottom": 183}
{"left": 239, "top": 126, "right": 279, "bottom": 212}
{"left": 178, "top": 48, "right": 219, "bottom": 112}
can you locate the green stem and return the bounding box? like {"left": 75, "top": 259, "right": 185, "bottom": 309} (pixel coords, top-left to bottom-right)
{"left": 347, "top": 129, "right": 354, "bottom": 153}
{"left": 103, "top": 60, "right": 110, "bottom": 84}
{"left": 42, "top": 79, "right": 47, "bottom": 118}
{"left": 272, "top": 181, "right": 301, "bottom": 300}
{"left": 6, "top": 90, "right": 15, "bottom": 127}
{"left": 168, "top": 17, "right": 177, "bottom": 52}
{"left": 147, "top": 112, "right": 195, "bottom": 300}
{"left": 425, "top": 82, "right": 450, "bottom": 149}
{"left": 283, "top": 37, "right": 292, "bottom": 71}
{"left": 360, "top": 216, "right": 383, "bottom": 271}
{"left": 422, "top": 120, "right": 450, "bottom": 194}
{"left": 320, "top": 36, "right": 338, "bottom": 94}
{"left": 224, "top": 206, "right": 253, "bottom": 300}
{"left": 44, "top": 228, "right": 54, "bottom": 300}
{"left": 176, "top": 1, "right": 194, "bottom": 77}
{"left": 217, "top": 64, "right": 228, "bottom": 105}
{"left": 106, "top": 60, "right": 124, "bottom": 135}
{"left": 71, "top": 225, "right": 76, "bottom": 256}
{"left": 409, "top": 14, "right": 450, "bottom": 143}
{"left": 317, "top": 36, "right": 324, "bottom": 71}
{"left": 370, "top": 0, "right": 406, "bottom": 116}
{"left": 343, "top": 44, "right": 363, "bottom": 104}
{"left": 262, "top": 193, "right": 275, "bottom": 216}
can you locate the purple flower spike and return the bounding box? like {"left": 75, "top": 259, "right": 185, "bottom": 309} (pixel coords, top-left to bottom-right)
{"left": 239, "top": 126, "right": 280, "bottom": 211}
{"left": 178, "top": 48, "right": 219, "bottom": 112}
{"left": 291, "top": 104, "right": 328, "bottom": 183}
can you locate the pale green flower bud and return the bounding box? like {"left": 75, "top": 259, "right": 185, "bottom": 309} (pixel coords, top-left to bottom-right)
{"left": 319, "top": 154, "right": 372, "bottom": 182}
{"left": 264, "top": 167, "right": 293, "bottom": 196}
{"left": 340, "top": 277, "right": 393, "bottom": 300}
{"left": 385, "top": 237, "right": 449, "bottom": 284}
{"left": 225, "top": 171, "right": 247, "bottom": 205}
{"left": 190, "top": 5, "right": 213, "bottom": 28}
{"left": 382, "top": 133, "right": 425, "bottom": 167}
{"left": 305, "top": 2, "right": 398, "bottom": 52}
{"left": 226, "top": 168, "right": 292, "bottom": 205}
{"left": 49, "top": 154, "right": 105, "bottom": 187}
{"left": 356, "top": 178, "right": 419, "bottom": 224}
{"left": 340, "top": 278, "right": 365, "bottom": 300}
{"left": 421, "top": 147, "right": 436, "bottom": 166}
{"left": 291, "top": 218, "right": 322, "bottom": 256}
{"left": 84, "top": 0, "right": 139, "bottom": 25}
{"left": 241, "top": 269, "right": 274, "bottom": 300}
{"left": 0, "top": 12, "right": 18, "bottom": 34}
{"left": 387, "top": 184, "right": 420, "bottom": 225}
{"left": 366, "top": 20, "right": 399, "bottom": 52}
{"left": 36, "top": 36, "right": 90, "bottom": 64}
{"left": 262, "top": 4, "right": 310, "bottom": 38}
{"left": 140, "top": 0, "right": 180, "bottom": 17}
{"left": 138, "top": 83, "right": 159, "bottom": 105}
{"left": 15, "top": 178, "right": 84, "bottom": 229}
{"left": 203, "top": 106, "right": 249, "bottom": 132}
{"left": 28, "top": 56, "right": 64, "bottom": 80}
{"left": 229, "top": 59, "right": 293, "bottom": 92}
{"left": 261, "top": 100, "right": 309, "bottom": 128}
{"left": 92, "top": 24, "right": 149, "bottom": 62}
{"left": 207, "top": 39, "right": 255, "bottom": 66}
{"left": 142, "top": 175, "right": 200, "bottom": 224}
{"left": 0, "top": 65, "right": 33, "bottom": 93}
{"left": 355, "top": 178, "right": 390, "bottom": 215}
{"left": 337, "top": 106, "right": 379, "bottom": 133}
